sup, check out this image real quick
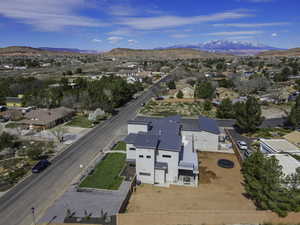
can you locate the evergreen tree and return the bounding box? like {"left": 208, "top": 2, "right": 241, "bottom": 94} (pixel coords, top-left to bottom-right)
{"left": 235, "top": 96, "right": 263, "bottom": 133}
{"left": 288, "top": 95, "right": 300, "bottom": 129}
{"left": 194, "top": 81, "right": 215, "bottom": 99}
{"left": 216, "top": 98, "right": 234, "bottom": 118}
{"left": 167, "top": 80, "right": 176, "bottom": 89}
{"left": 176, "top": 90, "right": 183, "bottom": 99}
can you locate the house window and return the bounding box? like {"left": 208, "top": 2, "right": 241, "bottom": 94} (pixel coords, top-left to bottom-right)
{"left": 162, "top": 155, "right": 171, "bottom": 158}
{"left": 139, "top": 172, "right": 151, "bottom": 176}
{"left": 129, "top": 147, "right": 136, "bottom": 151}
{"left": 146, "top": 155, "right": 151, "bottom": 159}
{"left": 139, "top": 155, "right": 144, "bottom": 158}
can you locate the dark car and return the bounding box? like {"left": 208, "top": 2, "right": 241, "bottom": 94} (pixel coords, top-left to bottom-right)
{"left": 32, "top": 159, "right": 51, "bottom": 173}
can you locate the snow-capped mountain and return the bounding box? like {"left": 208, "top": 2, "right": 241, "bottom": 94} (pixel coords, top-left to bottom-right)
{"left": 160, "top": 40, "right": 284, "bottom": 56}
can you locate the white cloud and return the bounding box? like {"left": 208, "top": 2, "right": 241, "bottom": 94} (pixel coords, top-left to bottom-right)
{"left": 107, "top": 36, "right": 124, "bottom": 44}
{"left": 272, "top": 32, "right": 278, "bottom": 37}
{"left": 213, "top": 22, "right": 289, "bottom": 28}
{"left": 92, "top": 38, "right": 102, "bottom": 43}
{"left": 117, "top": 11, "right": 252, "bottom": 30}
{"left": 108, "top": 4, "right": 137, "bottom": 16}
{"left": 128, "top": 39, "right": 138, "bottom": 44}
{"left": 0, "top": 0, "right": 107, "bottom": 31}
{"left": 208, "top": 31, "right": 263, "bottom": 36}
{"left": 170, "top": 34, "right": 189, "bottom": 38}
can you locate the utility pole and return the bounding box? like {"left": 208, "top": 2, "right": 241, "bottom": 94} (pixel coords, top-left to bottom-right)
{"left": 31, "top": 207, "right": 36, "bottom": 225}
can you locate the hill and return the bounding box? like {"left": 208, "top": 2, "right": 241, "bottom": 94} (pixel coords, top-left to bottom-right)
{"left": 258, "top": 48, "right": 300, "bottom": 57}
{"left": 103, "top": 48, "right": 231, "bottom": 59}
{"left": 0, "top": 46, "right": 87, "bottom": 56}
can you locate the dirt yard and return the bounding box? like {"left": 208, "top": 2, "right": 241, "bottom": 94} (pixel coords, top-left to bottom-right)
{"left": 121, "top": 152, "right": 300, "bottom": 225}
{"left": 127, "top": 152, "right": 255, "bottom": 213}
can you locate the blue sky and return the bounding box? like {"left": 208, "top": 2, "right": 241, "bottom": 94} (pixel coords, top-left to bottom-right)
{"left": 0, "top": 0, "right": 299, "bottom": 51}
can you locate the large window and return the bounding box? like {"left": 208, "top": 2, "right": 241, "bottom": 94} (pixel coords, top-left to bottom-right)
{"left": 162, "top": 155, "right": 171, "bottom": 158}
{"left": 146, "top": 155, "right": 151, "bottom": 159}
{"left": 129, "top": 147, "right": 136, "bottom": 151}
{"left": 139, "top": 155, "right": 144, "bottom": 158}
{"left": 139, "top": 172, "right": 151, "bottom": 176}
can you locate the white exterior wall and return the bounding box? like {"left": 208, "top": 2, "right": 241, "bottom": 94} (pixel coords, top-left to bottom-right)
{"left": 182, "top": 130, "right": 218, "bottom": 151}
{"left": 136, "top": 148, "right": 155, "bottom": 184}
{"left": 128, "top": 124, "right": 148, "bottom": 134}
{"left": 126, "top": 143, "right": 136, "bottom": 161}
{"left": 156, "top": 150, "right": 179, "bottom": 183}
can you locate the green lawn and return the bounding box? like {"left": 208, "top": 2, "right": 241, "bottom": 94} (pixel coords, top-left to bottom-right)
{"left": 66, "top": 116, "right": 93, "bottom": 128}
{"left": 112, "top": 141, "right": 126, "bottom": 151}
{"left": 79, "top": 153, "right": 126, "bottom": 190}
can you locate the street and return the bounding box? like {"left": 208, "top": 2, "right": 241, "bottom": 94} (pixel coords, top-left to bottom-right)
{"left": 0, "top": 77, "right": 168, "bottom": 225}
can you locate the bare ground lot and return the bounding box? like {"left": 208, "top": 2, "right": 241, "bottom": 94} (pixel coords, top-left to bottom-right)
{"left": 122, "top": 152, "right": 300, "bottom": 225}
{"left": 127, "top": 152, "right": 255, "bottom": 213}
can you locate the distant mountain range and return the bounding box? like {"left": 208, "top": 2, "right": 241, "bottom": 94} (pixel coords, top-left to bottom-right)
{"left": 157, "top": 40, "right": 285, "bottom": 56}
{"left": 39, "top": 47, "right": 99, "bottom": 54}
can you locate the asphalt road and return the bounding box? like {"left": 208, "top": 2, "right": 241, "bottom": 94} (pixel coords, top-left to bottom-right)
{"left": 0, "top": 77, "right": 168, "bottom": 225}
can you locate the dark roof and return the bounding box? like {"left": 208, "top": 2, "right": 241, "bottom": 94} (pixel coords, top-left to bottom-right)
{"left": 124, "top": 133, "right": 138, "bottom": 144}
{"left": 134, "top": 133, "right": 159, "bottom": 149}
{"left": 157, "top": 133, "right": 182, "bottom": 152}
{"left": 198, "top": 116, "right": 220, "bottom": 135}
{"left": 181, "top": 118, "right": 201, "bottom": 131}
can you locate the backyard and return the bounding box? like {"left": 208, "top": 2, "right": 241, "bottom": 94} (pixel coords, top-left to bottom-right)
{"left": 79, "top": 153, "right": 126, "bottom": 190}
{"left": 126, "top": 152, "right": 256, "bottom": 213}
{"left": 139, "top": 100, "right": 216, "bottom": 117}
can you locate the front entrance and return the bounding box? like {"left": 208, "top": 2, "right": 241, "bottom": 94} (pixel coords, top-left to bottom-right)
{"left": 154, "top": 169, "right": 165, "bottom": 184}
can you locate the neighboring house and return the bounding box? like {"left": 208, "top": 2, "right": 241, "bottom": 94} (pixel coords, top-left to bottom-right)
{"left": 175, "top": 87, "right": 194, "bottom": 98}
{"left": 268, "top": 154, "right": 300, "bottom": 177}
{"left": 19, "top": 107, "right": 74, "bottom": 130}
{"left": 124, "top": 115, "right": 220, "bottom": 187}
{"left": 259, "top": 138, "right": 300, "bottom": 154}
{"left": 6, "top": 95, "right": 24, "bottom": 107}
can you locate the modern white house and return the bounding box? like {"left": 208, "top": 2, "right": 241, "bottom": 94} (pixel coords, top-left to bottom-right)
{"left": 124, "top": 115, "right": 220, "bottom": 187}
{"left": 259, "top": 138, "right": 300, "bottom": 154}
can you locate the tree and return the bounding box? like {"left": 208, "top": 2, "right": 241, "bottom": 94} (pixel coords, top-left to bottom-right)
{"left": 176, "top": 90, "right": 183, "bottom": 99}
{"left": 287, "top": 95, "right": 300, "bottom": 129}
{"left": 274, "top": 67, "right": 291, "bottom": 82}
{"left": 194, "top": 81, "right": 215, "bottom": 99}
{"left": 235, "top": 96, "right": 264, "bottom": 133}
{"left": 216, "top": 98, "right": 235, "bottom": 119}
{"left": 66, "top": 70, "right": 73, "bottom": 76}
{"left": 167, "top": 80, "right": 176, "bottom": 89}
{"left": 75, "top": 68, "right": 82, "bottom": 74}
{"left": 51, "top": 127, "right": 67, "bottom": 143}
{"left": 27, "top": 147, "right": 43, "bottom": 160}
{"left": 203, "top": 100, "right": 212, "bottom": 111}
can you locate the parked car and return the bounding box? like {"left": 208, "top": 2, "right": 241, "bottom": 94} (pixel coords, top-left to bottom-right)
{"left": 32, "top": 159, "right": 51, "bottom": 173}
{"left": 141, "top": 103, "right": 145, "bottom": 106}
{"left": 237, "top": 141, "right": 248, "bottom": 150}
{"left": 244, "top": 149, "right": 252, "bottom": 158}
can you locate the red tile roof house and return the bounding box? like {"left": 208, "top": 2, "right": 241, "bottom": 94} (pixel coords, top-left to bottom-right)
{"left": 19, "top": 107, "right": 75, "bottom": 130}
